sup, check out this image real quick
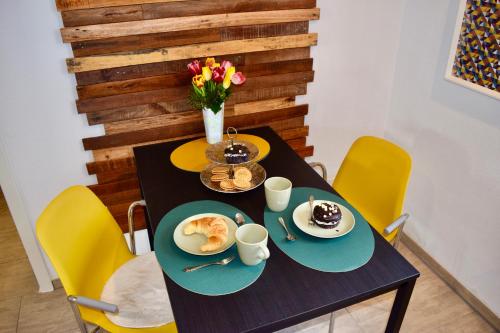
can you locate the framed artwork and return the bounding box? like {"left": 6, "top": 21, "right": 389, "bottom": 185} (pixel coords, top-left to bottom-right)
{"left": 445, "top": 0, "right": 499, "bottom": 100}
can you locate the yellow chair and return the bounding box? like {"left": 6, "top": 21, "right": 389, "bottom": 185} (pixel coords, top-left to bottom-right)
{"left": 310, "top": 136, "right": 411, "bottom": 248}
{"left": 36, "top": 186, "right": 177, "bottom": 333}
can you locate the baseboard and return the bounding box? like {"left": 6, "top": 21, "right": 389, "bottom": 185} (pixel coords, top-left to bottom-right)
{"left": 402, "top": 234, "right": 500, "bottom": 331}
{"left": 52, "top": 278, "right": 63, "bottom": 290}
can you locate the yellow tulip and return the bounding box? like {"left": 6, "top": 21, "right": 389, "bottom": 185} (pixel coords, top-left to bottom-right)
{"left": 223, "top": 66, "right": 236, "bottom": 89}
{"left": 205, "top": 57, "right": 220, "bottom": 69}
{"left": 202, "top": 66, "right": 212, "bottom": 81}
{"left": 192, "top": 74, "right": 205, "bottom": 88}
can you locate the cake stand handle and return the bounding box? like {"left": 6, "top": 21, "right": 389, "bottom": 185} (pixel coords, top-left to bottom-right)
{"left": 227, "top": 127, "right": 238, "bottom": 146}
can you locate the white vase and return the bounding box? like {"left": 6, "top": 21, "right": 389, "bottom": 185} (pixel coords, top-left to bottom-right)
{"left": 202, "top": 104, "right": 224, "bottom": 144}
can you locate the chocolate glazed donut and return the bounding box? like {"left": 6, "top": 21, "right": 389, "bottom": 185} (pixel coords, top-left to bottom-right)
{"left": 224, "top": 144, "right": 250, "bottom": 164}
{"left": 312, "top": 203, "right": 342, "bottom": 229}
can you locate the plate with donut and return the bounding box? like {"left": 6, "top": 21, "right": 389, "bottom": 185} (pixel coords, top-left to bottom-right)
{"left": 173, "top": 213, "right": 238, "bottom": 256}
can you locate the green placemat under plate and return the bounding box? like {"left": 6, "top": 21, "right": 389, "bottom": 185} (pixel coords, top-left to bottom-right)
{"left": 264, "top": 187, "right": 374, "bottom": 273}
{"left": 154, "top": 200, "right": 265, "bottom": 296}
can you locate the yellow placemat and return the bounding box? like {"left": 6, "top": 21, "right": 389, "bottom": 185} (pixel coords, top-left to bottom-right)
{"left": 170, "top": 134, "right": 271, "bottom": 172}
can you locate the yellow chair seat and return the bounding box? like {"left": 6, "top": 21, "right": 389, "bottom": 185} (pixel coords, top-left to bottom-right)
{"left": 36, "top": 186, "right": 177, "bottom": 333}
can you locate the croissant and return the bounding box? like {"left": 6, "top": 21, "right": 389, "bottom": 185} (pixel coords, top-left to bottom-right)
{"left": 183, "top": 217, "right": 228, "bottom": 252}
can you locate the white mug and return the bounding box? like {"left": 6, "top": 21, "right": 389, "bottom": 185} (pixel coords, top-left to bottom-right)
{"left": 235, "top": 224, "right": 270, "bottom": 266}
{"left": 264, "top": 177, "right": 292, "bottom": 212}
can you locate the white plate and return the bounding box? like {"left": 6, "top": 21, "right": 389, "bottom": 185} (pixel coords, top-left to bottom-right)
{"left": 173, "top": 213, "right": 238, "bottom": 256}
{"left": 292, "top": 200, "right": 355, "bottom": 238}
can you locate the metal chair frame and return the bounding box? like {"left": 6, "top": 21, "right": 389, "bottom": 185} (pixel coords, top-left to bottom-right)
{"left": 67, "top": 200, "right": 145, "bottom": 333}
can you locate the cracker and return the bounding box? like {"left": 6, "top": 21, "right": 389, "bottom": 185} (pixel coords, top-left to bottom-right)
{"left": 233, "top": 178, "right": 251, "bottom": 190}
{"left": 220, "top": 179, "right": 235, "bottom": 190}
{"left": 234, "top": 167, "right": 252, "bottom": 182}
{"left": 211, "top": 173, "right": 229, "bottom": 182}
{"left": 212, "top": 166, "right": 229, "bottom": 174}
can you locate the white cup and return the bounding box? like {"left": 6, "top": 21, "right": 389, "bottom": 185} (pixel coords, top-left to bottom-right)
{"left": 235, "top": 224, "right": 270, "bottom": 266}
{"left": 264, "top": 177, "right": 292, "bottom": 212}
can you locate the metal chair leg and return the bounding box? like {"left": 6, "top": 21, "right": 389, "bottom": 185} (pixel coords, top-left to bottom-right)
{"left": 68, "top": 297, "right": 88, "bottom": 333}
{"left": 328, "top": 311, "right": 335, "bottom": 333}
{"left": 393, "top": 221, "right": 406, "bottom": 249}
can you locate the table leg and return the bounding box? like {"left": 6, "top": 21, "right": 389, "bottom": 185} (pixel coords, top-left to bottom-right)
{"left": 385, "top": 279, "right": 416, "bottom": 333}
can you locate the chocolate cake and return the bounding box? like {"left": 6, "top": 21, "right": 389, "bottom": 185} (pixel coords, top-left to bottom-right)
{"left": 224, "top": 144, "right": 250, "bottom": 164}
{"left": 312, "top": 203, "right": 342, "bottom": 229}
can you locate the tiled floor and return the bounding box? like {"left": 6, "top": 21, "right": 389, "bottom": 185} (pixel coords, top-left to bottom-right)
{"left": 0, "top": 190, "right": 495, "bottom": 332}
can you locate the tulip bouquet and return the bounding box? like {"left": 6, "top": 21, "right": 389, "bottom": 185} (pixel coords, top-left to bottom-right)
{"left": 187, "top": 57, "right": 246, "bottom": 114}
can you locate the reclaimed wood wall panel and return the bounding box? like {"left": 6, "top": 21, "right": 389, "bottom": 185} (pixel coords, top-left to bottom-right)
{"left": 56, "top": 0, "right": 319, "bottom": 232}
{"left": 75, "top": 47, "right": 310, "bottom": 85}
{"left": 61, "top": 9, "right": 319, "bottom": 42}
{"left": 56, "top": 0, "right": 187, "bottom": 11}
{"left": 67, "top": 34, "right": 318, "bottom": 72}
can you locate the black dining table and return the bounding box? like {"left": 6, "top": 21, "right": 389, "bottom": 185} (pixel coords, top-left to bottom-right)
{"left": 134, "top": 126, "right": 419, "bottom": 333}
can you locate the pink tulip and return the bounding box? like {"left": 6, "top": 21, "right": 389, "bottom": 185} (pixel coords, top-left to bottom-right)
{"left": 187, "top": 60, "right": 202, "bottom": 76}
{"left": 221, "top": 60, "right": 233, "bottom": 71}
{"left": 231, "top": 72, "right": 246, "bottom": 85}
{"left": 212, "top": 67, "right": 226, "bottom": 83}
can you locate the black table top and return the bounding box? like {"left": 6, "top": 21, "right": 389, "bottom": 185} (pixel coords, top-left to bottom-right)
{"left": 134, "top": 127, "right": 419, "bottom": 333}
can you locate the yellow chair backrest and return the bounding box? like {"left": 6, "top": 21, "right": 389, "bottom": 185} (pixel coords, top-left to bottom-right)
{"left": 333, "top": 136, "right": 411, "bottom": 241}
{"left": 36, "top": 186, "right": 134, "bottom": 321}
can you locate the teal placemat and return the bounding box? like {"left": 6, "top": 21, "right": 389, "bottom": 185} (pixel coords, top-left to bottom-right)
{"left": 154, "top": 200, "right": 265, "bottom": 296}
{"left": 264, "top": 187, "right": 374, "bottom": 272}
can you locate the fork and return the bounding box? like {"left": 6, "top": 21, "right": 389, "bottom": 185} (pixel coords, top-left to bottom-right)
{"left": 278, "top": 217, "right": 296, "bottom": 241}
{"left": 183, "top": 255, "right": 236, "bottom": 272}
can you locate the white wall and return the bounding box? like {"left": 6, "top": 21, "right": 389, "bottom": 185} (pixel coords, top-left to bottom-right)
{"left": 304, "top": 0, "right": 405, "bottom": 179}
{"left": 0, "top": 0, "right": 102, "bottom": 278}
{"left": 386, "top": 0, "right": 500, "bottom": 315}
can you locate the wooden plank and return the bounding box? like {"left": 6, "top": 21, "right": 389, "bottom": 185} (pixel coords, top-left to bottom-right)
{"left": 92, "top": 118, "right": 306, "bottom": 161}
{"left": 77, "top": 72, "right": 191, "bottom": 99}
{"left": 88, "top": 178, "right": 138, "bottom": 196}
{"left": 78, "top": 71, "right": 313, "bottom": 113}
{"left": 295, "top": 145, "right": 314, "bottom": 158}
{"left": 71, "top": 22, "right": 308, "bottom": 57}
{"left": 286, "top": 137, "right": 307, "bottom": 150}
{"left": 77, "top": 58, "right": 312, "bottom": 99}
{"left": 142, "top": 0, "right": 317, "bottom": 20}
{"left": 82, "top": 105, "right": 309, "bottom": 150}
{"left": 87, "top": 84, "right": 306, "bottom": 125}
{"left": 279, "top": 126, "right": 309, "bottom": 141}
{"left": 87, "top": 156, "right": 135, "bottom": 174}
{"left": 72, "top": 29, "right": 221, "bottom": 57}
{"left": 96, "top": 167, "right": 137, "bottom": 183}
{"left": 77, "top": 86, "right": 187, "bottom": 113}
{"left": 56, "top": 0, "right": 187, "bottom": 11}
{"left": 61, "top": 9, "right": 319, "bottom": 43}
{"left": 66, "top": 33, "right": 318, "bottom": 72}
{"left": 219, "top": 21, "right": 308, "bottom": 41}
{"left": 75, "top": 48, "right": 309, "bottom": 85}
{"left": 232, "top": 97, "right": 295, "bottom": 116}
{"left": 62, "top": 5, "right": 144, "bottom": 27}
{"left": 105, "top": 96, "right": 296, "bottom": 134}
{"left": 75, "top": 53, "right": 245, "bottom": 85}
{"left": 61, "top": 0, "right": 316, "bottom": 26}
{"left": 98, "top": 188, "right": 141, "bottom": 206}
